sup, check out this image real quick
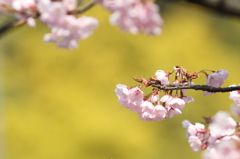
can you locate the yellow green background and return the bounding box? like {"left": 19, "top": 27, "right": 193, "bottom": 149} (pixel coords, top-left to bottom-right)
{"left": 1, "top": 2, "right": 240, "bottom": 159}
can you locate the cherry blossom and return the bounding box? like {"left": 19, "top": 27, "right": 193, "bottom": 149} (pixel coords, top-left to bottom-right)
{"left": 189, "top": 136, "right": 202, "bottom": 152}
{"left": 229, "top": 84, "right": 240, "bottom": 104}
{"left": 168, "top": 97, "right": 185, "bottom": 109}
{"left": 140, "top": 102, "right": 167, "bottom": 121}
{"left": 204, "top": 69, "right": 228, "bottom": 95}
{"left": 182, "top": 120, "right": 191, "bottom": 129}
{"left": 0, "top": 0, "right": 166, "bottom": 49}
{"left": 166, "top": 107, "right": 182, "bottom": 118}
{"left": 0, "top": 0, "right": 11, "bottom": 5}
{"left": 116, "top": 66, "right": 240, "bottom": 158}
{"left": 155, "top": 70, "right": 169, "bottom": 86}
{"left": 140, "top": 101, "right": 155, "bottom": 121}
{"left": 160, "top": 94, "right": 173, "bottom": 103}
{"left": 150, "top": 93, "right": 158, "bottom": 103}
{"left": 182, "top": 96, "right": 194, "bottom": 103}
{"left": 231, "top": 104, "right": 240, "bottom": 117}
{"left": 206, "top": 70, "right": 228, "bottom": 88}
{"left": 209, "top": 111, "right": 236, "bottom": 137}
{"left": 182, "top": 120, "right": 210, "bottom": 151}
{"left": 203, "top": 139, "right": 240, "bottom": 159}
{"left": 12, "top": 0, "right": 35, "bottom": 11}
{"left": 154, "top": 104, "right": 167, "bottom": 121}
{"left": 99, "top": 0, "right": 163, "bottom": 35}
{"left": 128, "top": 87, "right": 144, "bottom": 106}
{"left": 115, "top": 84, "right": 130, "bottom": 108}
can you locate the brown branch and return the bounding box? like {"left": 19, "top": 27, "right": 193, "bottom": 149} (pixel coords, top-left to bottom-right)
{"left": 76, "top": 0, "right": 96, "bottom": 14}
{"left": 158, "top": 0, "right": 240, "bottom": 17}
{"left": 150, "top": 81, "right": 240, "bottom": 93}
{"left": 185, "top": 0, "right": 240, "bottom": 16}
{"left": 0, "top": 18, "right": 17, "bottom": 37}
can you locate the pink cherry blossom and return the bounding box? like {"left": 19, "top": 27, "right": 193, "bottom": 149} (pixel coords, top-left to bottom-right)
{"left": 150, "top": 93, "right": 158, "bottom": 103}
{"left": 182, "top": 96, "right": 194, "bottom": 103}
{"left": 229, "top": 85, "right": 240, "bottom": 104}
{"left": 63, "top": 0, "right": 77, "bottom": 11}
{"left": 140, "top": 101, "right": 155, "bottom": 121}
{"left": 9, "top": 0, "right": 37, "bottom": 27}
{"left": 127, "top": 87, "right": 144, "bottom": 113}
{"left": 140, "top": 102, "right": 167, "bottom": 121}
{"left": 218, "top": 69, "right": 228, "bottom": 80}
{"left": 166, "top": 107, "right": 182, "bottom": 118}
{"left": 206, "top": 70, "right": 228, "bottom": 88}
{"left": 26, "top": 17, "right": 36, "bottom": 27}
{"left": 0, "top": 0, "right": 12, "bottom": 5}
{"left": 153, "top": 104, "right": 167, "bottom": 121}
{"left": 155, "top": 70, "right": 169, "bottom": 86}
{"left": 187, "top": 123, "right": 206, "bottom": 137}
{"left": 115, "top": 84, "right": 144, "bottom": 113}
{"left": 189, "top": 136, "right": 202, "bottom": 152}
{"left": 182, "top": 120, "right": 191, "bottom": 129}
{"left": 183, "top": 121, "right": 210, "bottom": 152}
{"left": 160, "top": 95, "right": 186, "bottom": 118}
{"left": 231, "top": 104, "right": 240, "bottom": 117}
{"left": 168, "top": 97, "right": 185, "bottom": 109}
{"left": 160, "top": 94, "right": 173, "bottom": 103}
{"left": 204, "top": 70, "right": 228, "bottom": 95}
{"left": 12, "top": 0, "right": 35, "bottom": 11}
{"left": 1, "top": 0, "right": 97, "bottom": 49}
{"left": 128, "top": 87, "right": 143, "bottom": 105}
{"left": 43, "top": 14, "right": 98, "bottom": 49}
{"left": 100, "top": 0, "right": 163, "bottom": 35}
{"left": 115, "top": 84, "right": 129, "bottom": 108}
{"left": 203, "top": 139, "right": 240, "bottom": 159}
{"left": 209, "top": 111, "right": 236, "bottom": 137}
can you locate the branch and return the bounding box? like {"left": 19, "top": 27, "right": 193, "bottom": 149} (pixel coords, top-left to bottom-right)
{"left": 159, "top": 0, "right": 240, "bottom": 17}
{"left": 185, "top": 0, "right": 240, "bottom": 16}
{"left": 150, "top": 81, "right": 240, "bottom": 93}
{"left": 76, "top": 0, "right": 96, "bottom": 14}
{"left": 0, "top": 18, "right": 17, "bottom": 37}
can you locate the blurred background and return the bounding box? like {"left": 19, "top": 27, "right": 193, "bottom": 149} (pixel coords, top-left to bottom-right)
{"left": 1, "top": 1, "right": 240, "bottom": 159}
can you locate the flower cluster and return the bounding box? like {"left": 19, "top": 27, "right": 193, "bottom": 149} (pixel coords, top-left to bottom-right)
{"left": 0, "top": 0, "right": 163, "bottom": 49}
{"left": 115, "top": 66, "right": 229, "bottom": 121}
{"left": 182, "top": 111, "right": 240, "bottom": 159}
{"left": 115, "top": 83, "right": 194, "bottom": 121}
{"left": 98, "top": 0, "right": 163, "bottom": 35}
{"left": 0, "top": 0, "right": 98, "bottom": 49}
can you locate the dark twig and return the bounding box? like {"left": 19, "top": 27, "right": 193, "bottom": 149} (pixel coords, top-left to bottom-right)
{"left": 150, "top": 81, "right": 240, "bottom": 93}
{"left": 157, "top": 0, "right": 240, "bottom": 17}
{"left": 0, "top": 18, "right": 17, "bottom": 37}
{"left": 76, "top": 0, "right": 96, "bottom": 14}
{"left": 185, "top": 0, "right": 240, "bottom": 16}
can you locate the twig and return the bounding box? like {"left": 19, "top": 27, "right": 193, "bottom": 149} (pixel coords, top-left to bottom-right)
{"left": 76, "top": 0, "right": 96, "bottom": 14}
{"left": 150, "top": 81, "right": 240, "bottom": 93}
{"left": 0, "top": 18, "right": 17, "bottom": 37}
{"left": 157, "top": 0, "right": 240, "bottom": 17}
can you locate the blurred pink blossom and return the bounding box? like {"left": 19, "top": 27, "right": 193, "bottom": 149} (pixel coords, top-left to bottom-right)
{"left": 189, "top": 136, "right": 202, "bottom": 152}
{"left": 229, "top": 84, "right": 240, "bottom": 104}
{"left": 206, "top": 70, "right": 228, "bottom": 88}
{"left": 209, "top": 111, "right": 236, "bottom": 137}
{"left": 231, "top": 104, "right": 240, "bottom": 117}
{"left": 203, "top": 139, "right": 240, "bottom": 159}
{"left": 204, "top": 69, "right": 228, "bottom": 95}
{"left": 155, "top": 70, "right": 169, "bottom": 86}
{"left": 99, "top": 0, "right": 163, "bottom": 35}
{"left": 153, "top": 104, "right": 167, "bottom": 121}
